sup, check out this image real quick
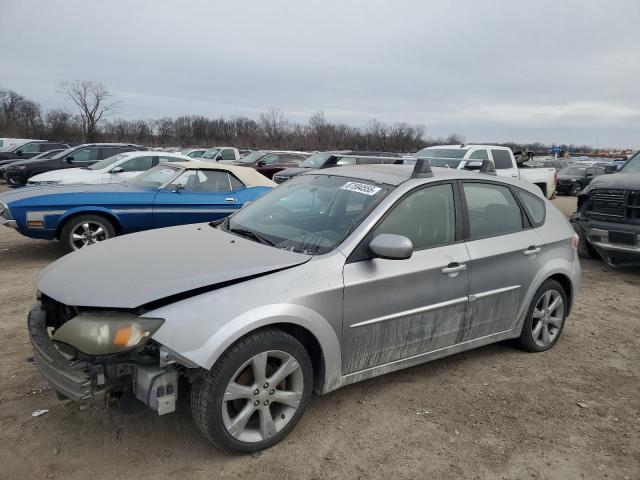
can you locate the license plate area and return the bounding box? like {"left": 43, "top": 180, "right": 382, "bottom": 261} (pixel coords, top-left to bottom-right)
{"left": 608, "top": 231, "right": 635, "bottom": 245}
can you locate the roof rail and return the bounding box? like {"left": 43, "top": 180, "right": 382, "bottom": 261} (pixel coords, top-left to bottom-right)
{"left": 411, "top": 158, "right": 433, "bottom": 178}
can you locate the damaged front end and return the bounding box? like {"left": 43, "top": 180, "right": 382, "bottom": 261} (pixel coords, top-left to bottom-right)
{"left": 571, "top": 187, "right": 640, "bottom": 267}
{"left": 28, "top": 294, "right": 194, "bottom": 415}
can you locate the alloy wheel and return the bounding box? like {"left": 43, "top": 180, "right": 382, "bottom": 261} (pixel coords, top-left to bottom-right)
{"left": 531, "top": 289, "right": 565, "bottom": 348}
{"left": 70, "top": 221, "right": 110, "bottom": 250}
{"left": 221, "top": 350, "right": 304, "bottom": 444}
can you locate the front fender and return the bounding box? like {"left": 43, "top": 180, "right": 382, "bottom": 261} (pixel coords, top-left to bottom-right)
{"left": 150, "top": 303, "right": 342, "bottom": 394}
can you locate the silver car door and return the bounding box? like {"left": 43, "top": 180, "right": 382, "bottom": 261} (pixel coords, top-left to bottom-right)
{"left": 342, "top": 182, "right": 470, "bottom": 375}
{"left": 460, "top": 181, "right": 545, "bottom": 341}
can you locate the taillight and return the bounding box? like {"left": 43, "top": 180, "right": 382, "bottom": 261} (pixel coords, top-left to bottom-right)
{"left": 572, "top": 234, "right": 579, "bottom": 250}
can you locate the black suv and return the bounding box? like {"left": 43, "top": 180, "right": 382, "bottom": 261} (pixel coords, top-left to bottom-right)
{"left": 0, "top": 140, "right": 69, "bottom": 161}
{"left": 4, "top": 143, "right": 147, "bottom": 187}
{"left": 272, "top": 150, "right": 402, "bottom": 184}
{"left": 571, "top": 151, "right": 640, "bottom": 267}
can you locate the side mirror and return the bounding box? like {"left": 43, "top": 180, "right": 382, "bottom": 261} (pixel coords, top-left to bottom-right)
{"left": 16, "top": 150, "right": 23, "bottom": 156}
{"left": 111, "top": 167, "right": 124, "bottom": 174}
{"left": 257, "top": 160, "right": 266, "bottom": 167}
{"left": 368, "top": 234, "right": 413, "bottom": 260}
{"left": 66, "top": 156, "right": 75, "bottom": 163}
{"left": 604, "top": 165, "right": 617, "bottom": 174}
{"left": 172, "top": 184, "right": 184, "bottom": 193}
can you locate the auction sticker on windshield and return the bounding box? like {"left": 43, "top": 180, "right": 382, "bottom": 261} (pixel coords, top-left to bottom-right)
{"left": 340, "top": 181, "right": 382, "bottom": 196}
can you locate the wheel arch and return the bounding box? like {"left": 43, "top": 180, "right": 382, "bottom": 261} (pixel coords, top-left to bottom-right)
{"left": 55, "top": 208, "right": 123, "bottom": 239}
{"left": 547, "top": 272, "right": 574, "bottom": 314}
{"left": 534, "top": 182, "right": 547, "bottom": 197}
{"left": 183, "top": 305, "right": 343, "bottom": 395}
{"left": 216, "top": 323, "right": 327, "bottom": 394}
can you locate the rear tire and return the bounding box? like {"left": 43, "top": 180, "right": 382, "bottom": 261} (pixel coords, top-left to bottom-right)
{"left": 516, "top": 279, "right": 568, "bottom": 352}
{"left": 60, "top": 214, "right": 116, "bottom": 253}
{"left": 190, "top": 329, "right": 313, "bottom": 453}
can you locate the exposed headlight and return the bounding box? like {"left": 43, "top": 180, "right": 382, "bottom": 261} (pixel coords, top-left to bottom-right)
{"left": 11, "top": 165, "right": 26, "bottom": 170}
{"left": 52, "top": 312, "right": 164, "bottom": 356}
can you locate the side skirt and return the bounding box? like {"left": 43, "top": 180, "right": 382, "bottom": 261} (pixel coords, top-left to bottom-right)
{"left": 331, "top": 327, "right": 520, "bottom": 391}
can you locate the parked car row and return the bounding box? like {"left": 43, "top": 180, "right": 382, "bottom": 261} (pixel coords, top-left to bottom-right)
{"left": 24, "top": 158, "right": 581, "bottom": 453}
{"left": 1, "top": 143, "right": 147, "bottom": 187}
{"left": 0, "top": 162, "right": 274, "bottom": 252}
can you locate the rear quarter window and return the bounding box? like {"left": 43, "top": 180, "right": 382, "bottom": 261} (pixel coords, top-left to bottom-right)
{"left": 515, "top": 189, "right": 546, "bottom": 227}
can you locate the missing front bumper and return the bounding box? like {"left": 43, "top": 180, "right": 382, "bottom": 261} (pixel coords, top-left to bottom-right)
{"left": 28, "top": 304, "right": 179, "bottom": 414}
{"left": 28, "top": 306, "right": 105, "bottom": 402}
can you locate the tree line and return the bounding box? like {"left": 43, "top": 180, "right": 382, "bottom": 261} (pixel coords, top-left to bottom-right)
{"left": 0, "top": 81, "right": 595, "bottom": 154}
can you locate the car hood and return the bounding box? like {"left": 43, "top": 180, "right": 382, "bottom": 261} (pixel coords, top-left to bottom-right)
{"left": 38, "top": 224, "right": 311, "bottom": 309}
{"left": 581, "top": 172, "right": 640, "bottom": 195}
{"left": 557, "top": 174, "right": 584, "bottom": 180}
{"left": 275, "top": 167, "right": 311, "bottom": 178}
{"left": 30, "top": 168, "right": 92, "bottom": 182}
{"left": 0, "top": 182, "right": 149, "bottom": 205}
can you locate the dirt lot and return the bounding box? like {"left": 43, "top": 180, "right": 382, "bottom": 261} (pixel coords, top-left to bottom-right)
{"left": 0, "top": 194, "right": 638, "bottom": 480}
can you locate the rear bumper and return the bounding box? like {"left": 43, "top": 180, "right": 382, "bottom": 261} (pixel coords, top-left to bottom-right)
{"left": 28, "top": 305, "right": 105, "bottom": 402}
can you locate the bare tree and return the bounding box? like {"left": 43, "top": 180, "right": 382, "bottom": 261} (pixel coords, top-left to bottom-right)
{"left": 59, "top": 80, "right": 118, "bottom": 142}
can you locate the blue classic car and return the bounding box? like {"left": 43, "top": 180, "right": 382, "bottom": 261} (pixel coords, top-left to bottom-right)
{"left": 0, "top": 162, "right": 275, "bottom": 252}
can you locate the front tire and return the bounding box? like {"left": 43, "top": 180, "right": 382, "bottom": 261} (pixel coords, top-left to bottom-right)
{"left": 569, "top": 182, "right": 582, "bottom": 196}
{"left": 573, "top": 222, "right": 599, "bottom": 259}
{"left": 191, "top": 329, "right": 313, "bottom": 453}
{"left": 60, "top": 214, "right": 116, "bottom": 253}
{"left": 516, "top": 279, "right": 568, "bottom": 352}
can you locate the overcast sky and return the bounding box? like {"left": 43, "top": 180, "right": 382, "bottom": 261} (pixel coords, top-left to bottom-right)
{"left": 2, "top": 0, "right": 639, "bottom": 147}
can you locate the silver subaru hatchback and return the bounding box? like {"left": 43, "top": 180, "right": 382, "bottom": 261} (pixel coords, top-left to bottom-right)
{"left": 29, "top": 161, "right": 580, "bottom": 452}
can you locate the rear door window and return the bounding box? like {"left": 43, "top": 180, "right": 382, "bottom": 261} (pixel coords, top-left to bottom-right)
{"left": 514, "top": 189, "right": 545, "bottom": 227}
{"left": 463, "top": 183, "right": 524, "bottom": 239}
{"left": 469, "top": 149, "right": 489, "bottom": 160}
{"left": 68, "top": 147, "right": 100, "bottom": 163}
{"left": 99, "top": 147, "right": 120, "bottom": 159}
{"left": 490, "top": 150, "right": 513, "bottom": 169}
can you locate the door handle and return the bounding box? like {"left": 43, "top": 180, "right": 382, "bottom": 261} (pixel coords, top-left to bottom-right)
{"left": 511, "top": 173, "right": 519, "bottom": 177}
{"left": 442, "top": 262, "right": 467, "bottom": 275}
{"left": 524, "top": 246, "right": 541, "bottom": 256}
{"left": 225, "top": 198, "right": 236, "bottom": 203}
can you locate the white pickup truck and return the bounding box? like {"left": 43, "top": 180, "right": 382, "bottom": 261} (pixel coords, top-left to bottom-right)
{"left": 412, "top": 144, "right": 556, "bottom": 199}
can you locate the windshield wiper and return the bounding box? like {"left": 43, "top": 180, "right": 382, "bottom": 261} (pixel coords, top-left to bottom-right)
{"left": 228, "top": 226, "right": 275, "bottom": 246}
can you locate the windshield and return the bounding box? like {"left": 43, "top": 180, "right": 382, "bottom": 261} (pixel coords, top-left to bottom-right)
{"left": 299, "top": 152, "right": 333, "bottom": 168}
{"left": 87, "top": 153, "right": 127, "bottom": 170}
{"left": 236, "top": 151, "right": 265, "bottom": 164}
{"left": 201, "top": 149, "right": 220, "bottom": 160}
{"left": 559, "top": 166, "right": 588, "bottom": 175}
{"left": 225, "top": 174, "right": 391, "bottom": 255}
{"left": 415, "top": 148, "right": 469, "bottom": 159}
{"left": 128, "top": 165, "right": 180, "bottom": 188}
{"left": 620, "top": 151, "right": 640, "bottom": 173}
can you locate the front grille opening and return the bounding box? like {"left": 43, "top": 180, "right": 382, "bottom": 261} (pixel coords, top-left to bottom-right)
{"left": 587, "top": 189, "right": 640, "bottom": 224}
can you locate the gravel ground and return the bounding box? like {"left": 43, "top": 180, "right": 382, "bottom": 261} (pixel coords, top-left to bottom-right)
{"left": 0, "top": 194, "right": 638, "bottom": 480}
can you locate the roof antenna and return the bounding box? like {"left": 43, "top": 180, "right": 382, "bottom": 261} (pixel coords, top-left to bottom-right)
{"left": 479, "top": 159, "right": 497, "bottom": 176}
{"left": 412, "top": 158, "right": 434, "bottom": 178}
